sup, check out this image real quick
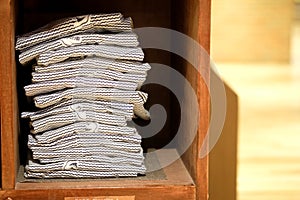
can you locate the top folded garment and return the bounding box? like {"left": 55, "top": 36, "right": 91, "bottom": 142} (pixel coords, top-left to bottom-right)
{"left": 19, "top": 32, "right": 139, "bottom": 65}
{"left": 16, "top": 13, "right": 132, "bottom": 50}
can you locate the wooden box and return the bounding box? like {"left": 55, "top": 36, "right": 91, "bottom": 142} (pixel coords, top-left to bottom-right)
{"left": 0, "top": 0, "right": 211, "bottom": 199}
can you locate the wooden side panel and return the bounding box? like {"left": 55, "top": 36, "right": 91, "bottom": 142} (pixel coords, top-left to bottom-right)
{"left": 171, "top": 0, "right": 200, "bottom": 184}
{"left": 0, "top": 0, "right": 18, "bottom": 189}
{"left": 196, "top": 1, "right": 211, "bottom": 199}
{"left": 209, "top": 82, "right": 238, "bottom": 200}
{"left": 172, "top": 0, "right": 211, "bottom": 199}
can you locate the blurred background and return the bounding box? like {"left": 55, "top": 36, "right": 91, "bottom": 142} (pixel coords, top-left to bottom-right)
{"left": 210, "top": 0, "right": 300, "bottom": 199}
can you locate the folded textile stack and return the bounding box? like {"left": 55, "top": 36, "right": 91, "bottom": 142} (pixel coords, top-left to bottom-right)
{"left": 16, "top": 13, "right": 150, "bottom": 178}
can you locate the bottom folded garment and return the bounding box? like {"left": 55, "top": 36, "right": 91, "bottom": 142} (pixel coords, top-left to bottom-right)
{"left": 25, "top": 157, "right": 146, "bottom": 178}
{"left": 26, "top": 160, "right": 145, "bottom": 173}
{"left": 25, "top": 170, "right": 144, "bottom": 179}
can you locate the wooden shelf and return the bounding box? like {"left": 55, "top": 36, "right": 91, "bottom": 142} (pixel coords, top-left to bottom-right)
{"left": 0, "top": 0, "right": 211, "bottom": 199}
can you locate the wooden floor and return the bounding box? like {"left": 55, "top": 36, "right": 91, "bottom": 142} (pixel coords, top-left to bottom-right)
{"left": 217, "top": 22, "right": 300, "bottom": 200}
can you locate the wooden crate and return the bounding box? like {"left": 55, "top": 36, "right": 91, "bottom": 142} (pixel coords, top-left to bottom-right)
{"left": 0, "top": 0, "right": 211, "bottom": 199}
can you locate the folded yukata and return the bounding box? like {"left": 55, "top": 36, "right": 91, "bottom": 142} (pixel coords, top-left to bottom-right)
{"left": 34, "top": 57, "right": 151, "bottom": 74}
{"left": 19, "top": 32, "right": 139, "bottom": 64}
{"left": 16, "top": 13, "right": 132, "bottom": 50}
{"left": 16, "top": 13, "right": 150, "bottom": 179}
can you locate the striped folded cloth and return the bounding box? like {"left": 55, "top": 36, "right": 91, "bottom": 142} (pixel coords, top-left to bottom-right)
{"left": 33, "top": 130, "right": 142, "bottom": 145}
{"left": 32, "top": 88, "right": 146, "bottom": 106}
{"left": 33, "top": 88, "right": 150, "bottom": 120}
{"left": 26, "top": 160, "right": 146, "bottom": 173}
{"left": 37, "top": 45, "right": 144, "bottom": 66}
{"left": 16, "top": 13, "right": 132, "bottom": 50}
{"left": 32, "top": 122, "right": 139, "bottom": 143}
{"left": 32, "top": 146, "right": 144, "bottom": 160}
{"left": 30, "top": 110, "right": 129, "bottom": 133}
{"left": 30, "top": 98, "right": 135, "bottom": 116}
{"left": 34, "top": 57, "right": 151, "bottom": 74}
{"left": 25, "top": 169, "right": 143, "bottom": 179}
{"left": 31, "top": 68, "right": 147, "bottom": 89}
{"left": 19, "top": 32, "right": 139, "bottom": 64}
{"left": 37, "top": 154, "right": 144, "bottom": 165}
{"left": 32, "top": 122, "right": 139, "bottom": 144}
{"left": 22, "top": 101, "right": 134, "bottom": 121}
{"left": 39, "top": 154, "right": 144, "bottom": 166}
{"left": 28, "top": 135, "right": 142, "bottom": 152}
{"left": 29, "top": 142, "right": 142, "bottom": 156}
{"left": 24, "top": 76, "right": 138, "bottom": 96}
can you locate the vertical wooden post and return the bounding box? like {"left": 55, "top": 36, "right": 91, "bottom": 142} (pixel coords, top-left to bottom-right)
{"left": 0, "top": 0, "right": 17, "bottom": 189}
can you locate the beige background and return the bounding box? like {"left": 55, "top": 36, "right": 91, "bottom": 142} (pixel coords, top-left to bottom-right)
{"left": 211, "top": 0, "right": 294, "bottom": 63}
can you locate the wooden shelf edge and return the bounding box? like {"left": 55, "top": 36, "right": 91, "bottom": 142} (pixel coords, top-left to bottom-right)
{"left": 0, "top": 185, "right": 196, "bottom": 200}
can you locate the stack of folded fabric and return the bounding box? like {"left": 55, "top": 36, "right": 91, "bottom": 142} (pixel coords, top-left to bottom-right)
{"left": 15, "top": 13, "right": 150, "bottom": 178}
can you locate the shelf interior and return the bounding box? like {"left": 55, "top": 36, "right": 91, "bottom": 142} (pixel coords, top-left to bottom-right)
{"left": 0, "top": 1, "right": 210, "bottom": 198}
